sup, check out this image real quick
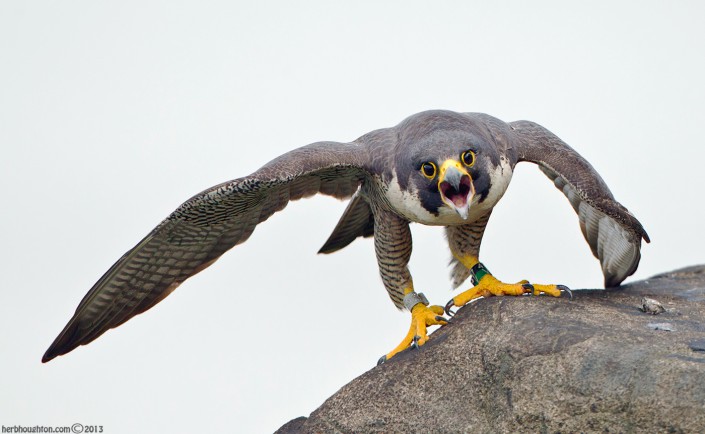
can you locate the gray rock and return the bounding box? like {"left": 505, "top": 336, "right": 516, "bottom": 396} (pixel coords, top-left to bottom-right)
{"left": 277, "top": 266, "right": 705, "bottom": 434}
{"left": 640, "top": 296, "right": 666, "bottom": 314}
{"left": 647, "top": 322, "right": 674, "bottom": 331}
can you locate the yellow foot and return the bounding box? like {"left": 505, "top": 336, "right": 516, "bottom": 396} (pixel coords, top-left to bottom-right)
{"left": 444, "top": 274, "right": 572, "bottom": 316}
{"left": 377, "top": 303, "right": 447, "bottom": 365}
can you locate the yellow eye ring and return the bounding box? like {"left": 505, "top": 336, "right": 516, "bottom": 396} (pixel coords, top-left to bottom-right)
{"left": 420, "top": 161, "right": 437, "bottom": 179}
{"left": 461, "top": 150, "right": 476, "bottom": 167}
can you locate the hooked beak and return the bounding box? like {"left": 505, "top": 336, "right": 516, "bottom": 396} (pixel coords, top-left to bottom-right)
{"left": 438, "top": 160, "right": 474, "bottom": 220}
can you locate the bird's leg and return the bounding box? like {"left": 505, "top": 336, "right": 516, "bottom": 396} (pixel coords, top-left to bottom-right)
{"left": 373, "top": 210, "right": 450, "bottom": 364}
{"left": 378, "top": 288, "right": 447, "bottom": 365}
{"left": 445, "top": 257, "right": 571, "bottom": 315}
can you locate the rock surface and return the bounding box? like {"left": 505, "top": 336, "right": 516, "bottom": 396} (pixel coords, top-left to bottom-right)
{"left": 276, "top": 266, "right": 705, "bottom": 433}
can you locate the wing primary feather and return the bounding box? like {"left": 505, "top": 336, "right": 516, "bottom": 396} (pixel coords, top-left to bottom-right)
{"left": 510, "top": 120, "right": 649, "bottom": 287}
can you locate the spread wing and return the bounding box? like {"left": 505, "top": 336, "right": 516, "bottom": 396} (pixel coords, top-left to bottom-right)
{"left": 509, "top": 120, "right": 649, "bottom": 287}
{"left": 43, "top": 141, "right": 369, "bottom": 362}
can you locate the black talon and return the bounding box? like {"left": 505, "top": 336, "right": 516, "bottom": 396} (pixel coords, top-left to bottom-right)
{"left": 435, "top": 315, "right": 448, "bottom": 323}
{"left": 444, "top": 300, "right": 456, "bottom": 316}
{"left": 522, "top": 282, "right": 535, "bottom": 294}
{"left": 377, "top": 355, "right": 387, "bottom": 365}
{"left": 557, "top": 284, "right": 573, "bottom": 300}
{"left": 411, "top": 335, "right": 420, "bottom": 349}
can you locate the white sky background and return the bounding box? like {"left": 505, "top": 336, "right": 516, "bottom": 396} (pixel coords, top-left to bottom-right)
{"left": 1, "top": 1, "right": 704, "bottom": 433}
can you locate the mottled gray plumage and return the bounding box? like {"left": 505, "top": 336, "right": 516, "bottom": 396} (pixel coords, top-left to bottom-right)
{"left": 43, "top": 110, "right": 649, "bottom": 362}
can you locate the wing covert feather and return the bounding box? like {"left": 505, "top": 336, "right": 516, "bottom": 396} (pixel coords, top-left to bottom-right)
{"left": 43, "top": 141, "right": 368, "bottom": 362}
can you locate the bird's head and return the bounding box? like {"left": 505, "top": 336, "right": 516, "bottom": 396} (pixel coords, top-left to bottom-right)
{"left": 393, "top": 111, "right": 503, "bottom": 223}
{"left": 417, "top": 151, "right": 476, "bottom": 220}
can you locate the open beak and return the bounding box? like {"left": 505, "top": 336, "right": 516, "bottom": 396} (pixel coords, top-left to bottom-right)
{"left": 438, "top": 160, "right": 474, "bottom": 220}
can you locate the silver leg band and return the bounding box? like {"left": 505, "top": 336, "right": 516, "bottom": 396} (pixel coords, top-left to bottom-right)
{"left": 403, "top": 292, "right": 429, "bottom": 311}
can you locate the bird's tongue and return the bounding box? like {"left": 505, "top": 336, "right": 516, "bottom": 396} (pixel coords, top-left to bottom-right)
{"left": 449, "top": 193, "right": 467, "bottom": 207}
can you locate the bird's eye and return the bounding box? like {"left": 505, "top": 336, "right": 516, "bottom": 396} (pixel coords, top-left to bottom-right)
{"left": 461, "top": 150, "right": 476, "bottom": 167}
{"left": 420, "top": 162, "right": 437, "bottom": 179}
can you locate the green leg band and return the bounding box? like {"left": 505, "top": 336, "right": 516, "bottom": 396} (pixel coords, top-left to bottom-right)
{"left": 470, "top": 262, "right": 491, "bottom": 286}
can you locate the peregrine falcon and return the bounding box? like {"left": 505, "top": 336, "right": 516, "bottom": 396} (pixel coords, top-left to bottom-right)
{"left": 42, "top": 110, "right": 649, "bottom": 364}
